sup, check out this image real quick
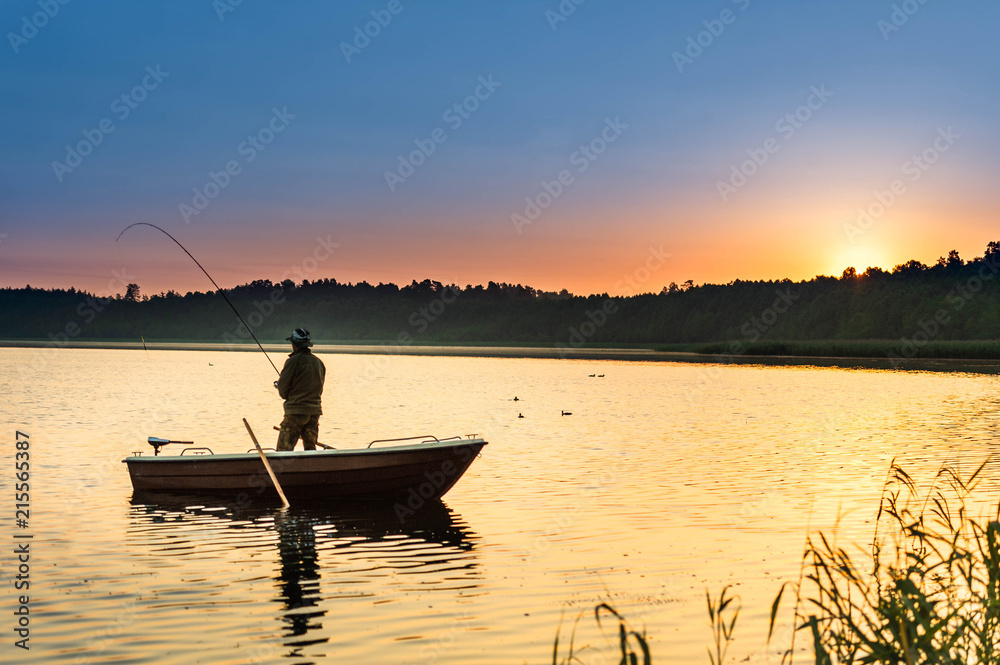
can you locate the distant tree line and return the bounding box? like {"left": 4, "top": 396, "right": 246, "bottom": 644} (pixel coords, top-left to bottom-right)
{"left": 3, "top": 242, "right": 1000, "bottom": 347}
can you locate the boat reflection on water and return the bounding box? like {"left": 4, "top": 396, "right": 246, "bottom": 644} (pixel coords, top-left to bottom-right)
{"left": 128, "top": 492, "right": 480, "bottom": 660}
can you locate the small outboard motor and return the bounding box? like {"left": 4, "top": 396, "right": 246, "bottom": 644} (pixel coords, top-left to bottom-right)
{"left": 147, "top": 437, "right": 194, "bottom": 456}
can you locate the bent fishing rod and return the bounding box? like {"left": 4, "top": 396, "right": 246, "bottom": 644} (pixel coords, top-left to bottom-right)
{"left": 116, "top": 222, "right": 280, "bottom": 376}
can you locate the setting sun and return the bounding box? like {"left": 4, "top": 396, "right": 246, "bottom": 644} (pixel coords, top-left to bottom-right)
{"left": 6, "top": 3, "right": 1000, "bottom": 664}
{"left": 832, "top": 245, "right": 891, "bottom": 276}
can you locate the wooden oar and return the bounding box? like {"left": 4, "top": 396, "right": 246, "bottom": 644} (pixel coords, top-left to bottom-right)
{"left": 272, "top": 426, "right": 334, "bottom": 449}
{"left": 243, "top": 418, "right": 290, "bottom": 508}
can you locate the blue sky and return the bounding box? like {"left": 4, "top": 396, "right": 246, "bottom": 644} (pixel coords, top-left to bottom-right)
{"left": 2, "top": 0, "right": 998, "bottom": 296}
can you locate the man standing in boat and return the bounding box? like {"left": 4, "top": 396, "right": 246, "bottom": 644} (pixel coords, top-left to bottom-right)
{"left": 274, "top": 328, "right": 326, "bottom": 451}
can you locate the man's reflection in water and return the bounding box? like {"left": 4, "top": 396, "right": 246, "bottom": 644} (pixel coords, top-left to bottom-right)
{"left": 268, "top": 500, "right": 479, "bottom": 659}
{"left": 129, "top": 496, "right": 479, "bottom": 662}
{"left": 274, "top": 511, "right": 328, "bottom": 654}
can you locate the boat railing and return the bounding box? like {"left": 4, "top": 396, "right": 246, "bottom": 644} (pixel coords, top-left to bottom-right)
{"left": 367, "top": 434, "right": 439, "bottom": 448}
{"left": 130, "top": 436, "right": 483, "bottom": 456}
{"left": 365, "top": 434, "right": 483, "bottom": 448}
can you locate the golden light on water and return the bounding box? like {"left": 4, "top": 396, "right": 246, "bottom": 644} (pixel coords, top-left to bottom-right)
{"left": 8, "top": 346, "right": 1000, "bottom": 663}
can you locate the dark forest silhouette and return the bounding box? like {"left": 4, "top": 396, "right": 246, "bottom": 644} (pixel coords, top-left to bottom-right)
{"left": 4, "top": 243, "right": 1000, "bottom": 351}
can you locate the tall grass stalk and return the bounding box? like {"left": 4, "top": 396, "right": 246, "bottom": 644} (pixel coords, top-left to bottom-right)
{"left": 548, "top": 460, "right": 998, "bottom": 663}
{"left": 771, "top": 458, "right": 1000, "bottom": 664}
{"left": 683, "top": 339, "right": 1000, "bottom": 360}
{"left": 551, "top": 602, "right": 650, "bottom": 665}
{"left": 707, "top": 586, "right": 740, "bottom": 665}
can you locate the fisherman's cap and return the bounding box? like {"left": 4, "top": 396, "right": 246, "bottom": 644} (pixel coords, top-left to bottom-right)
{"left": 287, "top": 328, "right": 312, "bottom": 346}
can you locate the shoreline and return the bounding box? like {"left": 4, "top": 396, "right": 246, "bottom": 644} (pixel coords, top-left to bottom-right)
{"left": 6, "top": 339, "right": 1000, "bottom": 374}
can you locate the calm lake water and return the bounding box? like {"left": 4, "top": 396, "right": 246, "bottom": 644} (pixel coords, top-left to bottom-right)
{"left": 2, "top": 347, "right": 1000, "bottom": 664}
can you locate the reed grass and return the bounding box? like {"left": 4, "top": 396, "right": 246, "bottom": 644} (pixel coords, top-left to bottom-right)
{"left": 672, "top": 339, "right": 1000, "bottom": 360}
{"left": 551, "top": 459, "right": 1000, "bottom": 664}
{"left": 551, "top": 602, "right": 651, "bottom": 665}
{"left": 707, "top": 586, "right": 740, "bottom": 665}
{"left": 549, "top": 590, "right": 740, "bottom": 664}
{"left": 771, "top": 458, "right": 1000, "bottom": 664}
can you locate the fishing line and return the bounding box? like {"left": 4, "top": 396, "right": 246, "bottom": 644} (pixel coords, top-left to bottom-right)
{"left": 114, "top": 232, "right": 148, "bottom": 353}
{"left": 116, "top": 222, "right": 280, "bottom": 376}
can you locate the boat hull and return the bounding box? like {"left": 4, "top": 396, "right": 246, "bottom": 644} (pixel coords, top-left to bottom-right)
{"left": 123, "top": 439, "right": 486, "bottom": 501}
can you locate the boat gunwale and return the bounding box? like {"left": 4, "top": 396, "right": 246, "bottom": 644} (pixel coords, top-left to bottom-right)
{"left": 123, "top": 438, "right": 487, "bottom": 463}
